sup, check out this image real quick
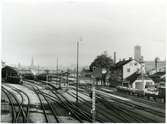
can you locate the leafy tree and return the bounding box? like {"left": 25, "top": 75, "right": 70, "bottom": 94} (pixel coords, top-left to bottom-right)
{"left": 89, "top": 52, "right": 114, "bottom": 71}
{"left": 89, "top": 52, "right": 114, "bottom": 85}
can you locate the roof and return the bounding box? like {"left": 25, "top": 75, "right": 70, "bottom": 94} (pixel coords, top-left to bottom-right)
{"left": 149, "top": 72, "right": 166, "bottom": 78}
{"left": 114, "top": 59, "right": 133, "bottom": 69}
{"left": 2, "top": 65, "right": 18, "bottom": 72}
{"left": 136, "top": 75, "right": 152, "bottom": 80}
{"left": 126, "top": 73, "right": 152, "bottom": 84}
{"left": 18, "top": 69, "right": 33, "bottom": 74}
{"left": 149, "top": 71, "right": 166, "bottom": 82}
{"left": 2, "top": 65, "right": 33, "bottom": 75}
{"left": 125, "top": 72, "right": 140, "bottom": 83}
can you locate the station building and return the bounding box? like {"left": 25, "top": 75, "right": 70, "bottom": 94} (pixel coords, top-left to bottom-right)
{"left": 110, "top": 58, "right": 141, "bottom": 86}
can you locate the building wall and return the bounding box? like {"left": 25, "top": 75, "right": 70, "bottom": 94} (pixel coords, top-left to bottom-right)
{"left": 123, "top": 60, "right": 141, "bottom": 79}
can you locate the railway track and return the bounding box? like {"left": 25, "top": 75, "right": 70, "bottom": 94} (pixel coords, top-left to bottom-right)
{"left": 68, "top": 89, "right": 135, "bottom": 122}
{"left": 96, "top": 93, "right": 158, "bottom": 123}
{"left": 35, "top": 86, "right": 60, "bottom": 123}
{"left": 3, "top": 84, "right": 30, "bottom": 122}
{"left": 37, "top": 81, "right": 164, "bottom": 122}
{"left": 97, "top": 91, "right": 165, "bottom": 118}
{"left": 24, "top": 80, "right": 92, "bottom": 123}
{"left": 76, "top": 86, "right": 165, "bottom": 123}
{"left": 100, "top": 87, "right": 165, "bottom": 108}
{"left": 23, "top": 80, "right": 165, "bottom": 123}
{"left": 2, "top": 88, "right": 16, "bottom": 123}
{"left": 25, "top": 80, "right": 94, "bottom": 122}
{"left": 23, "top": 83, "right": 59, "bottom": 123}
{"left": 2, "top": 86, "right": 27, "bottom": 123}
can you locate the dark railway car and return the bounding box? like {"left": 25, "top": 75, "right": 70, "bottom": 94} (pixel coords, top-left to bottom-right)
{"left": 158, "top": 87, "right": 165, "bottom": 99}
{"left": 2, "top": 66, "right": 35, "bottom": 84}
{"left": 36, "top": 73, "right": 52, "bottom": 81}
{"left": 19, "top": 69, "right": 35, "bottom": 80}
{"left": 2, "top": 66, "right": 22, "bottom": 84}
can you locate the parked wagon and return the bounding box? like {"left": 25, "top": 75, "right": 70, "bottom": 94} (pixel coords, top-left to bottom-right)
{"left": 36, "top": 73, "right": 52, "bottom": 81}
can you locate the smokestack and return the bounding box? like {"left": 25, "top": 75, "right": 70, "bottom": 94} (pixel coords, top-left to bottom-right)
{"left": 114, "top": 52, "right": 116, "bottom": 64}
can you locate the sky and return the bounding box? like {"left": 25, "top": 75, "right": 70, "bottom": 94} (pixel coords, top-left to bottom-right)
{"left": 2, "top": 0, "right": 166, "bottom": 68}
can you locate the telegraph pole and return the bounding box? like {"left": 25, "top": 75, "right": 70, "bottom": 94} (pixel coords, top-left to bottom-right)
{"left": 76, "top": 41, "right": 79, "bottom": 103}
{"left": 57, "top": 57, "right": 58, "bottom": 74}
{"left": 57, "top": 57, "right": 61, "bottom": 88}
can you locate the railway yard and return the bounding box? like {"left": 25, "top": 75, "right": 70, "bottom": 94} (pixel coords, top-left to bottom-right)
{"left": 1, "top": 79, "right": 165, "bottom": 123}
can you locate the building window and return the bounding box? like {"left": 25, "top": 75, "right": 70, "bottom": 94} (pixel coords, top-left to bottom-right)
{"left": 127, "top": 68, "right": 130, "bottom": 72}
{"left": 134, "top": 62, "right": 138, "bottom": 66}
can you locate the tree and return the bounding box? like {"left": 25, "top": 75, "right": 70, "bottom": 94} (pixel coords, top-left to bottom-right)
{"left": 89, "top": 53, "right": 114, "bottom": 71}
{"left": 89, "top": 52, "right": 114, "bottom": 85}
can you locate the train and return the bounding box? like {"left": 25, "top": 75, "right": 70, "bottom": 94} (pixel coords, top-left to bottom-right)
{"left": 36, "top": 73, "right": 52, "bottom": 81}
{"left": 116, "top": 86, "right": 165, "bottom": 102}
{"left": 2, "top": 66, "right": 35, "bottom": 84}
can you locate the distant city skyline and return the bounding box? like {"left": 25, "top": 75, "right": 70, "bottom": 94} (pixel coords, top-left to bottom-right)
{"left": 2, "top": 0, "right": 166, "bottom": 68}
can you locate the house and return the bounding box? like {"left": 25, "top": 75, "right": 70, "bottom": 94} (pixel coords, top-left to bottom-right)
{"left": 110, "top": 58, "right": 141, "bottom": 86}
{"left": 115, "top": 58, "right": 141, "bottom": 79}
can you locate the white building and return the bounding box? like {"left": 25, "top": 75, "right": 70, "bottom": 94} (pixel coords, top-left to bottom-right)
{"left": 122, "top": 59, "right": 141, "bottom": 79}
{"left": 112, "top": 58, "right": 142, "bottom": 87}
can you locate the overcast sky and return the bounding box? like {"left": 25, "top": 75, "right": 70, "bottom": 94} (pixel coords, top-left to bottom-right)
{"left": 2, "top": 0, "right": 166, "bottom": 68}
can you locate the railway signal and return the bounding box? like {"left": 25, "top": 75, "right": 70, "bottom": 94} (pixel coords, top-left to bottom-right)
{"left": 91, "top": 67, "right": 107, "bottom": 122}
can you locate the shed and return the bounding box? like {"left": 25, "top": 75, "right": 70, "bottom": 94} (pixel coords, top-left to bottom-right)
{"left": 132, "top": 75, "right": 154, "bottom": 90}
{"left": 125, "top": 73, "right": 155, "bottom": 90}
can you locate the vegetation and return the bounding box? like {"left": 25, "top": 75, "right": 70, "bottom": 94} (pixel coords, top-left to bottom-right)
{"left": 89, "top": 52, "right": 114, "bottom": 71}
{"left": 89, "top": 51, "right": 114, "bottom": 85}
